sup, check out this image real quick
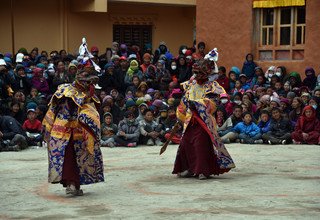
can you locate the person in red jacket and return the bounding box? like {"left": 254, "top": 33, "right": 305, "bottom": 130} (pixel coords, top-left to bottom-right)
{"left": 216, "top": 66, "right": 230, "bottom": 92}
{"left": 291, "top": 105, "right": 320, "bottom": 144}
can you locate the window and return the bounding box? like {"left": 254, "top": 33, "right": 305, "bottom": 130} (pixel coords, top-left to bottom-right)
{"left": 113, "top": 25, "right": 152, "bottom": 50}
{"left": 257, "top": 6, "right": 305, "bottom": 60}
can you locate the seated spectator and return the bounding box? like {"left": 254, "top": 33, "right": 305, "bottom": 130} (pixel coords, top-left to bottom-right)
{"left": 239, "top": 74, "right": 250, "bottom": 91}
{"left": 257, "top": 110, "right": 271, "bottom": 142}
{"left": 308, "top": 97, "right": 320, "bottom": 120}
{"left": 9, "top": 100, "right": 26, "bottom": 125}
{"left": 22, "top": 109, "right": 43, "bottom": 146}
{"left": 300, "top": 92, "right": 311, "bottom": 105}
{"left": 139, "top": 109, "right": 163, "bottom": 146}
{"left": 216, "top": 66, "right": 230, "bottom": 92}
{"left": 228, "top": 66, "right": 240, "bottom": 91}
{"left": 135, "top": 82, "right": 148, "bottom": 98}
{"left": 230, "top": 80, "right": 245, "bottom": 95}
{"left": 262, "top": 107, "right": 292, "bottom": 145}
{"left": 292, "top": 106, "right": 320, "bottom": 145}
{"left": 219, "top": 105, "right": 243, "bottom": 143}
{"left": 163, "top": 107, "right": 182, "bottom": 144}
{"left": 26, "top": 87, "right": 42, "bottom": 105}
{"left": 289, "top": 97, "right": 304, "bottom": 127}
{"left": 215, "top": 106, "right": 228, "bottom": 129}
{"left": 0, "top": 115, "right": 28, "bottom": 151}
{"left": 232, "top": 112, "right": 261, "bottom": 144}
{"left": 100, "top": 112, "right": 118, "bottom": 148}
{"left": 114, "top": 111, "right": 140, "bottom": 147}
{"left": 220, "top": 93, "right": 233, "bottom": 116}
{"left": 136, "top": 103, "right": 148, "bottom": 123}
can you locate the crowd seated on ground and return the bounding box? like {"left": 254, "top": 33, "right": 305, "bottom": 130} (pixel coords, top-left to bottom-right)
{"left": 0, "top": 41, "right": 320, "bottom": 151}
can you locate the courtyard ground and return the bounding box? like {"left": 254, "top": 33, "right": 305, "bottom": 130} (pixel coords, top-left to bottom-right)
{"left": 0, "top": 143, "right": 319, "bottom": 219}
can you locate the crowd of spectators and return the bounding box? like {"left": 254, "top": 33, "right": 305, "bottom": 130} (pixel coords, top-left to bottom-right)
{"left": 0, "top": 40, "right": 319, "bottom": 151}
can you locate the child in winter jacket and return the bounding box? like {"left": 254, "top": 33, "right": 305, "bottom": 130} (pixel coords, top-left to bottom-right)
{"left": 232, "top": 112, "right": 261, "bottom": 144}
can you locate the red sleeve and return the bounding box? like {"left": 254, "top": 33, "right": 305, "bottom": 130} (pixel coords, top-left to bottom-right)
{"left": 22, "top": 120, "right": 27, "bottom": 130}
{"left": 36, "top": 120, "right": 43, "bottom": 132}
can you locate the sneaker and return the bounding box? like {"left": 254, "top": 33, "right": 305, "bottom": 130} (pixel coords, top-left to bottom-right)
{"left": 292, "top": 140, "right": 301, "bottom": 144}
{"left": 127, "top": 142, "right": 137, "bottom": 147}
{"left": 155, "top": 139, "right": 162, "bottom": 146}
{"left": 178, "top": 170, "right": 191, "bottom": 178}
{"left": 254, "top": 139, "right": 264, "bottom": 144}
{"left": 223, "top": 138, "right": 230, "bottom": 144}
{"left": 268, "top": 140, "right": 272, "bottom": 145}
{"left": 147, "top": 139, "right": 154, "bottom": 146}
{"left": 6, "top": 145, "right": 20, "bottom": 151}
{"left": 107, "top": 142, "right": 115, "bottom": 148}
{"left": 281, "top": 140, "right": 287, "bottom": 145}
{"left": 198, "top": 174, "right": 207, "bottom": 180}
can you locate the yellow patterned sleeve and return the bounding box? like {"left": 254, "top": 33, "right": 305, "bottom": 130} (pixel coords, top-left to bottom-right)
{"left": 176, "top": 101, "right": 187, "bottom": 123}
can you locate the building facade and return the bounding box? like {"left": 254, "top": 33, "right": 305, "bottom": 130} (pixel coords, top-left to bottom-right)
{"left": 197, "top": 0, "right": 320, "bottom": 75}
{"left": 0, "top": 0, "right": 195, "bottom": 56}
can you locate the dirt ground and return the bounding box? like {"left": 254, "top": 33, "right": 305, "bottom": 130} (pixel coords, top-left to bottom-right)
{"left": 0, "top": 143, "right": 319, "bottom": 219}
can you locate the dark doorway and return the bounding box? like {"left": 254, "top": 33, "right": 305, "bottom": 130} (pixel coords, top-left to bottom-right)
{"left": 113, "top": 25, "right": 152, "bottom": 51}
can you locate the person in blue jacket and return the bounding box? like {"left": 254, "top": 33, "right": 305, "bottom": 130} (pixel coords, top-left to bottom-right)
{"left": 232, "top": 111, "right": 261, "bottom": 144}
{"left": 256, "top": 110, "right": 271, "bottom": 144}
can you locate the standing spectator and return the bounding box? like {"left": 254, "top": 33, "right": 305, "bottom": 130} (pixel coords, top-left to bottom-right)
{"left": 292, "top": 105, "right": 320, "bottom": 144}
{"left": 241, "top": 53, "right": 257, "bottom": 79}
{"left": 216, "top": 66, "right": 230, "bottom": 92}
{"left": 302, "top": 67, "right": 317, "bottom": 91}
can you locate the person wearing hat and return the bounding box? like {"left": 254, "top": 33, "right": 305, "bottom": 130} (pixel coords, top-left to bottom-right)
{"left": 172, "top": 59, "right": 235, "bottom": 180}
{"left": 11, "top": 64, "right": 32, "bottom": 95}
{"left": 22, "top": 108, "right": 43, "bottom": 146}
{"left": 99, "top": 62, "right": 120, "bottom": 94}
{"left": 100, "top": 112, "right": 118, "bottom": 148}
{"left": 43, "top": 69, "right": 104, "bottom": 196}
{"left": 291, "top": 105, "right": 320, "bottom": 145}
{"left": 136, "top": 102, "right": 148, "bottom": 123}
{"left": 228, "top": 66, "right": 241, "bottom": 91}
{"left": 114, "top": 110, "right": 140, "bottom": 147}
{"left": 0, "top": 59, "right": 14, "bottom": 103}
{"left": 140, "top": 53, "right": 154, "bottom": 74}
{"left": 125, "top": 60, "right": 143, "bottom": 86}
{"left": 31, "top": 68, "right": 50, "bottom": 95}
{"left": 153, "top": 41, "right": 168, "bottom": 64}
{"left": 302, "top": 67, "right": 317, "bottom": 91}
{"left": 301, "top": 92, "right": 311, "bottom": 105}
{"left": 139, "top": 109, "right": 164, "bottom": 146}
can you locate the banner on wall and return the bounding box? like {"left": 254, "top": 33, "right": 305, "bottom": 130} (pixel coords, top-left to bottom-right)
{"left": 253, "top": 0, "right": 305, "bottom": 8}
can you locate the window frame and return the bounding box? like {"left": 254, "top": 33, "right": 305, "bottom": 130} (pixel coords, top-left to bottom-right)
{"left": 256, "top": 6, "right": 305, "bottom": 61}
